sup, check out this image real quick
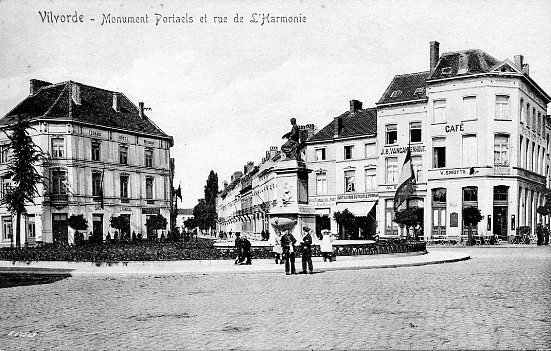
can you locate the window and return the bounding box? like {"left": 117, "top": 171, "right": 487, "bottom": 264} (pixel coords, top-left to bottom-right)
{"left": 385, "top": 157, "right": 398, "bottom": 184}
{"left": 0, "top": 145, "right": 8, "bottom": 163}
{"left": 344, "top": 145, "right": 354, "bottom": 160}
{"left": 146, "top": 177, "right": 154, "bottom": 199}
{"left": 532, "top": 108, "right": 536, "bottom": 130}
{"left": 386, "top": 124, "right": 397, "bottom": 144}
{"left": 432, "top": 138, "right": 446, "bottom": 168}
{"left": 433, "top": 100, "right": 447, "bottom": 123}
{"left": 493, "top": 186, "right": 508, "bottom": 201}
{"left": 462, "top": 135, "right": 478, "bottom": 166}
{"left": 463, "top": 187, "right": 478, "bottom": 202}
{"left": 145, "top": 148, "right": 153, "bottom": 167}
{"left": 414, "top": 87, "right": 425, "bottom": 95}
{"left": 119, "top": 144, "right": 128, "bottom": 164}
{"left": 2, "top": 216, "right": 12, "bottom": 241}
{"left": 526, "top": 103, "right": 531, "bottom": 127}
{"left": 315, "top": 148, "right": 326, "bottom": 161}
{"left": 432, "top": 188, "right": 447, "bottom": 203}
{"left": 120, "top": 175, "right": 129, "bottom": 201}
{"left": 92, "top": 172, "right": 102, "bottom": 197}
{"left": 364, "top": 143, "right": 377, "bottom": 158}
{"left": 412, "top": 156, "right": 423, "bottom": 182}
{"left": 91, "top": 141, "right": 101, "bottom": 161}
{"left": 520, "top": 99, "right": 526, "bottom": 124}
{"left": 537, "top": 112, "right": 541, "bottom": 135}
{"left": 494, "top": 134, "right": 510, "bottom": 166}
{"left": 364, "top": 168, "right": 376, "bottom": 191}
{"left": 495, "top": 95, "right": 510, "bottom": 120}
{"left": 409, "top": 122, "right": 422, "bottom": 143}
{"left": 316, "top": 172, "right": 327, "bottom": 194}
{"left": 26, "top": 214, "right": 35, "bottom": 239}
{"left": 0, "top": 177, "right": 11, "bottom": 199}
{"left": 462, "top": 96, "right": 477, "bottom": 121}
{"left": 52, "top": 171, "right": 67, "bottom": 195}
{"left": 51, "top": 138, "right": 65, "bottom": 158}
{"left": 385, "top": 199, "right": 398, "bottom": 236}
{"left": 344, "top": 170, "right": 355, "bottom": 192}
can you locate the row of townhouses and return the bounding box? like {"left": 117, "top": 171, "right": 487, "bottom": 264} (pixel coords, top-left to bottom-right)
{"left": 217, "top": 41, "right": 551, "bottom": 242}
{"left": 0, "top": 80, "right": 173, "bottom": 247}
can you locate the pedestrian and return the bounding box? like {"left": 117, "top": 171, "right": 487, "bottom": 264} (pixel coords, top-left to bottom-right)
{"left": 241, "top": 235, "right": 252, "bottom": 265}
{"left": 272, "top": 234, "right": 283, "bottom": 264}
{"left": 320, "top": 229, "right": 334, "bottom": 262}
{"left": 229, "top": 230, "right": 233, "bottom": 239}
{"left": 300, "top": 227, "right": 313, "bottom": 274}
{"left": 234, "top": 232, "right": 243, "bottom": 264}
{"left": 281, "top": 229, "right": 297, "bottom": 275}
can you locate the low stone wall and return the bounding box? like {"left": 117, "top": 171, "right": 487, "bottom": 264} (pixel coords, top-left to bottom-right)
{"left": 221, "top": 240, "right": 427, "bottom": 259}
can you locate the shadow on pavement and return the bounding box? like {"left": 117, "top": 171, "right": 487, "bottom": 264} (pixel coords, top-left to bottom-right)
{"left": 0, "top": 273, "right": 71, "bottom": 289}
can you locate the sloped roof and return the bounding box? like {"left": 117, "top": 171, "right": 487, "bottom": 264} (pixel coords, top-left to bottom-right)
{"left": 310, "top": 107, "right": 377, "bottom": 142}
{"left": 0, "top": 80, "right": 170, "bottom": 138}
{"left": 428, "top": 49, "right": 500, "bottom": 80}
{"left": 377, "top": 71, "right": 430, "bottom": 105}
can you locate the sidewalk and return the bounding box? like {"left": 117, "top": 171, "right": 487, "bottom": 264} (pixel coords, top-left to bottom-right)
{"left": 0, "top": 250, "right": 469, "bottom": 276}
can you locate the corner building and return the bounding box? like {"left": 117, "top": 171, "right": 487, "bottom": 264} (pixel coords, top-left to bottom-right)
{"left": 376, "top": 42, "right": 550, "bottom": 241}
{"left": 0, "top": 80, "right": 174, "bottom": 246}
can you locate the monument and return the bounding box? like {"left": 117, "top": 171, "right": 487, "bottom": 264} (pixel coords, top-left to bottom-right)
{"left": 268, "top": 118, "right": 317, "bottom": 244}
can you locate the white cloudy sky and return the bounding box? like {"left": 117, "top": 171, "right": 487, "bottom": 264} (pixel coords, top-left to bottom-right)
{"left": 1, "top": 0, "right": 550, "bottom": 207}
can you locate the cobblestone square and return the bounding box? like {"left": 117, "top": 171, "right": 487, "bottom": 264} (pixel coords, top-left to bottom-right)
{"left": 1, "top": 247, "right": 550, "bottom": 350}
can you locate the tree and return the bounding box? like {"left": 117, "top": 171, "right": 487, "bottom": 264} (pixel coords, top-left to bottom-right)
{"left": 204, "top": 171, "right": 219, "bottom": 233}
{"left": 463, "top": 206, "right": 484, "bottom": 246}
{"left": 109, "top": 215, "right": 125, "bottom": 236}
{"left": 68, "top": 214, "right": 88, "bottom": 245}
{"left": 394, "top": 207, "right": 424, "bottom": 240}
{"left": 0, "top": 116, "right": 44, "bottom": 248}
{"left": 333, "top": 209, "right": 356, "bottom": 240}
{"left": 193, "top": 198, "right": 209, "bottom": 231}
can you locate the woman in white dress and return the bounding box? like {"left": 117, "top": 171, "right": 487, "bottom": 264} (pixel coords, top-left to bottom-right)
{"left": 320, "top": 229, "right": 334, "bottom": 262}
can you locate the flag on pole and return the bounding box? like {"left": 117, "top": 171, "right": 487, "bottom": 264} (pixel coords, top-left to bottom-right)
{"left": 173, "top": 183, "right": 182, "bottom": 201}
{"left": 393, "top": 146, "right": 416, "bottom": 212}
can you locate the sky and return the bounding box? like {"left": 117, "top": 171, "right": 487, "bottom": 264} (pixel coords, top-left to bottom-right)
{"left": 0, "top": 0, "right": 550, "bottom": 207}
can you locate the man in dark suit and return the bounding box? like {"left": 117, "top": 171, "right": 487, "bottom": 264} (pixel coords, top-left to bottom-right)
{"left": 241, "top": 235, "right": 252, "bottom": 265}
{"left": 234, "top": 233, "right": 243, "bottom": 264}
{"left": 300, "top": 227, "right": 313, "bottom": 274}
{"left": 280, "top": 230, "right": 297, "bottom": 275}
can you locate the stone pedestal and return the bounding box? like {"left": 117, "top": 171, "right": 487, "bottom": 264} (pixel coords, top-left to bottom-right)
{"left": 267, "top": 159, "right": 317, "bottom": 244}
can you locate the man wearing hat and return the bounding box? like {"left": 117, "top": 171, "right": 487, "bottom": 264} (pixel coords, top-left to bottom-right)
{"left": 300, "top": 226, "right": 314, "bottom": 274}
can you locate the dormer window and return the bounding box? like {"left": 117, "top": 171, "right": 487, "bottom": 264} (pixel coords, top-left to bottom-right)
{"left": 458, "top": 55, "right": 468, "bottom": 74}
{"left": 414, "top": 87, "right": 425, "bottom": 95}
{"left": 390, "top": 90, "right": 402, "bottom": 98}
{"left": 441, "top": 67, "right": 452, "bottom": 75}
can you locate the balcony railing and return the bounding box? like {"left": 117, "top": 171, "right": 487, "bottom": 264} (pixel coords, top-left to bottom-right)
{"left": 48, "top": 193, "right": 68, "bottom": 206}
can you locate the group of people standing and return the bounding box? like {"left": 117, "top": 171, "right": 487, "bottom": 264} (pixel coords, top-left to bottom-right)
{"left": 233, "top": 233, "right": 252, "bottom": 265}
{"left": 273, "top": 227, "right": 334, "bottom": 275}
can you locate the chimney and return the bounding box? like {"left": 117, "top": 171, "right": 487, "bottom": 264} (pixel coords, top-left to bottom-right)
{"left": 112, "top": 93, "right": 120, "bottom": 112}
{"left": 430, "top": 41, "right": 440, "bottom": 73}
{"left": 514, "top": 55, "right": 524, "bottom": 70}
{"left": 29, "top": 79, "right": 52, "bottom": 95}
{"left": 223, "top": 181, "right": 228, "bottom": 190}
{"left": 350, "top": 100, "right": 363, "bottom": 113}
{"left": 522, "top": 63, "right": 530, "bottom": 76}
{"left": 71, "top": 83, "right": 81, "bottom": 105}
{"left": 333, "top": 117, "right": 342, "bottom": 137}
{"left": 269, "top": 146, "right": 278, "bottom": 159}
{"left": 139, "top": 102, "right": 144, "bottom": 118}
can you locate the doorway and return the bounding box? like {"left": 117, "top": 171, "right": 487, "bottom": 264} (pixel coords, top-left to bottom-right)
{"left": 52, "top": 213, "right": 68, "bottom": 244}
{"left": 493, "top": 206, "right": 508, "bottom": 240}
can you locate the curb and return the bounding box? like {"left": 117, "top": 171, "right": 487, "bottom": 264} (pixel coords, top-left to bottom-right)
{"left": 0, "top": 251, "right": 470, "bottom": 276}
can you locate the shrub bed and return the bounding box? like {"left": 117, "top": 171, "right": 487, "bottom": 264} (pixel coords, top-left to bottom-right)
{"left": 0, "top": 239, "right": 426, "bottom": 262}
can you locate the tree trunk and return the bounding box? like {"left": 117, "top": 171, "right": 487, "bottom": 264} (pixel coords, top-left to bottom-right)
{"left": 16, "top": 211, "right": 21, "bottom": 249}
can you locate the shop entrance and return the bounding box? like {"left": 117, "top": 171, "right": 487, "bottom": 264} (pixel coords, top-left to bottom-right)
{"left": 92, "top": 214, "right": 103, "bottom": 242}
{"left": 119, "top": 214, "right": 131, "bottom": 238}
{"left": 52, "top": 213, "right": 68, "bottom": 244}
{"left": 493, "top": 206, "right": 508, "bottom": 240}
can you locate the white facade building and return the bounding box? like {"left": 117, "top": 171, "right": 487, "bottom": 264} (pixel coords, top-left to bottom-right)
{"left": 0, "top": 80, "right": 173, "bottom": 247}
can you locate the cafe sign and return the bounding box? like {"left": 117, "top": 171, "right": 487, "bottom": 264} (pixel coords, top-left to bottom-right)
{"left": 310, "top": 196, "right": 336, "bottom": 208}
{"left": 142, "top": 208, "right": 160, "bottom": 215}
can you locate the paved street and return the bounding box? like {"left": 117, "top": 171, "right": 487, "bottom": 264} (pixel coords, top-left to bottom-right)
{"left": 1, "top": 246, "right": 550, "bottom": 350}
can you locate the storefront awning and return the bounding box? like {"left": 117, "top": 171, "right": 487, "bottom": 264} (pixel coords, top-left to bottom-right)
{"left": 335, "top": 201, "right": 377, "bottom": 217}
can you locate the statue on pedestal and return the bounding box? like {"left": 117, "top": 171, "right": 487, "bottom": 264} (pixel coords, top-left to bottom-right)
{"left": 281, "top": 118, "right": 300, "bottom": 160}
